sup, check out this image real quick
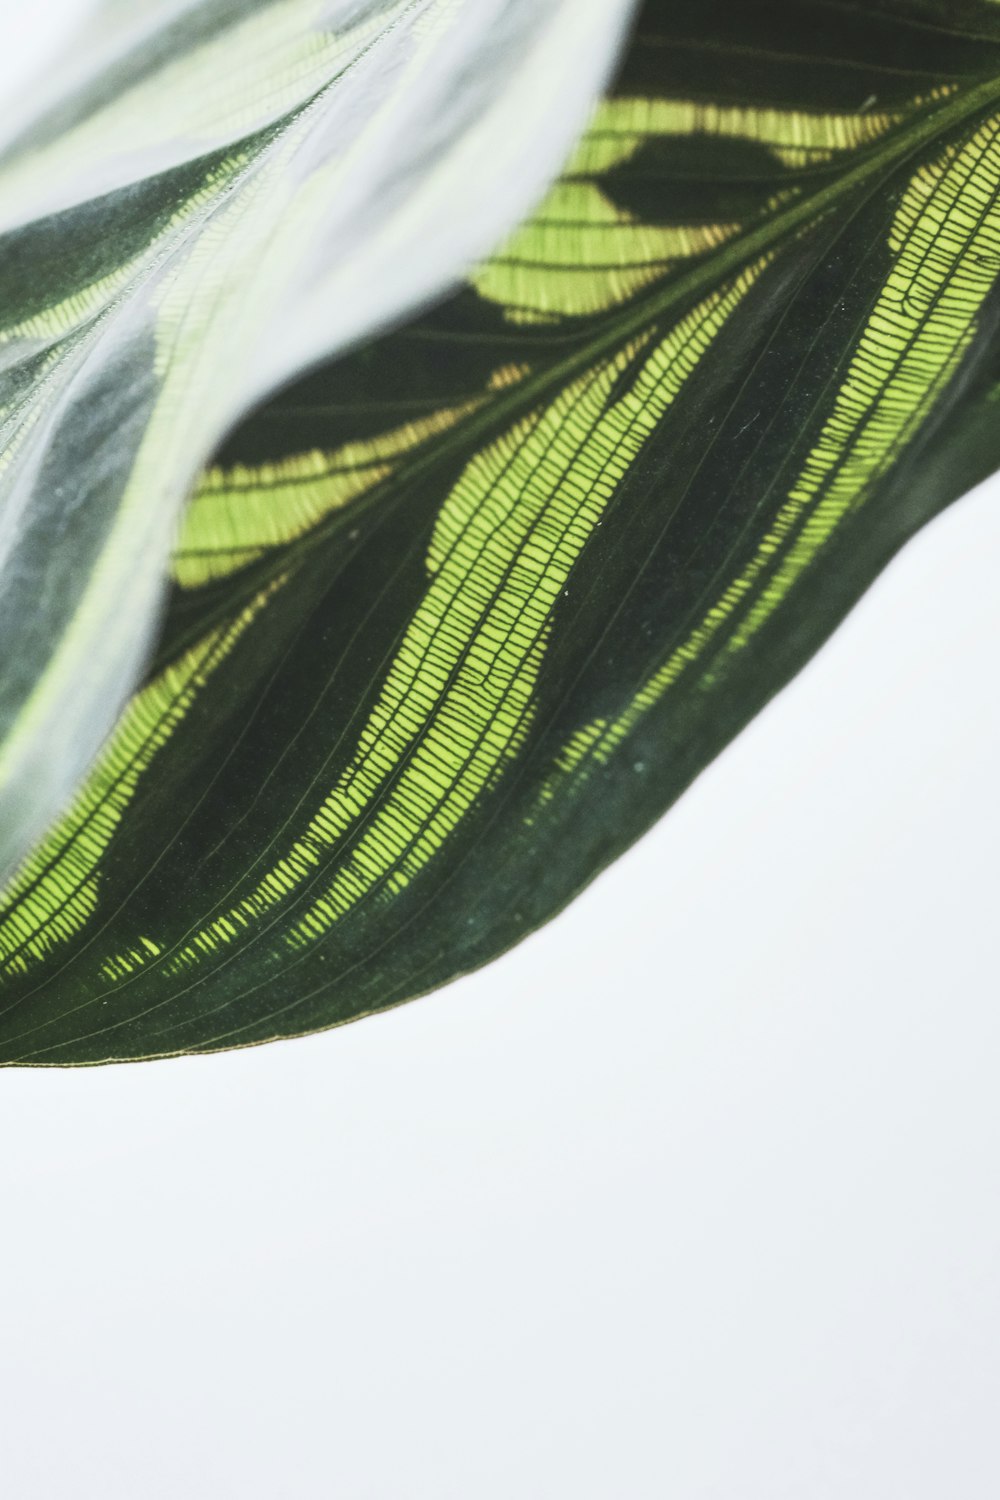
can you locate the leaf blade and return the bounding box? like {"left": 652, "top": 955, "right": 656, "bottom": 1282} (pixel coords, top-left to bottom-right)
{"left": 0, "top": 0, "right": 635, "bottom": 880}
{"left": 4, "top": 0, "right": 1000, "bottom": 1062}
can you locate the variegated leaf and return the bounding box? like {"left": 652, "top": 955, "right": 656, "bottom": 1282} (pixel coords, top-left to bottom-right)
{"left": 0, "top": 0, "right": 633, "bottom": 877}
{"left": 2, "top": 0, "right": 1000, "bottom": 1063}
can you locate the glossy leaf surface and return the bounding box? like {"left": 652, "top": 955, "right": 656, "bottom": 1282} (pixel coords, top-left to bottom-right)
{"left": 3, "top": 0, "right": 1000, "bottom": 1063}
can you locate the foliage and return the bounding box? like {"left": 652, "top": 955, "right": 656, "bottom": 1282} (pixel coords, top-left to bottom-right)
{"left": 2, "top": 0, "right": 999, "bottom": 1063}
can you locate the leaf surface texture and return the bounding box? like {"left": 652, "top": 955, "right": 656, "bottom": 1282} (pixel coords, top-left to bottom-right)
{"left": 0, "top": 0, "right": 631, "bottom": 875}
{"left": 2, "top": 0, "right": 1000, "bottom": 1063}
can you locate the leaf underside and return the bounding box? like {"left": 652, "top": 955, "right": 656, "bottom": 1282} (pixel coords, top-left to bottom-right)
{"left": 2, "top": 0, "right": 1000, "bottom": 1064}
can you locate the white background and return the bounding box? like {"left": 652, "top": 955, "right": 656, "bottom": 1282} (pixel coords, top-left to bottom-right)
{"left": 1, "top": 5, "right": 999, "bottom": 1496}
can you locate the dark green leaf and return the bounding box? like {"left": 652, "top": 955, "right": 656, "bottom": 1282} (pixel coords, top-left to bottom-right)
{"left": 3, "top": 0, "right": 1000, "bottom": 1063}
{"left": 0, "top": 0, "right": 631, "bottom": 878}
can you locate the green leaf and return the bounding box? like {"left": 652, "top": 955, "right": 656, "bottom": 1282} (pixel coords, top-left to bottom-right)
{"left": 3, "top": 0, "right": 1000, "bottom": 1064}
{"left": 0, "top": 0, "right": 633, "bottom": 879}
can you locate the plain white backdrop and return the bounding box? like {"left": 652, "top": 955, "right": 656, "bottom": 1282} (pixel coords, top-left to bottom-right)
{"left": 1, "top": 5, "right": 999, "bottom": 1496}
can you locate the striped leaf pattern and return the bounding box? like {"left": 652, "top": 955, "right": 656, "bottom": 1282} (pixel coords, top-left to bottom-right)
{"left": 2, "top": 0, "right": 1000, "bottom": 1063}
{"left": 0, "top": 0, "right": 633, "bottom": 879}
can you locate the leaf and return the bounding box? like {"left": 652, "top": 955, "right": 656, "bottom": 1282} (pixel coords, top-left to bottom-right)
{"left": 0, "top": 0, "right": 633, "bottom": 879}
{"left": 3, "top": 0, "right": 1000, "bottom": 1064}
